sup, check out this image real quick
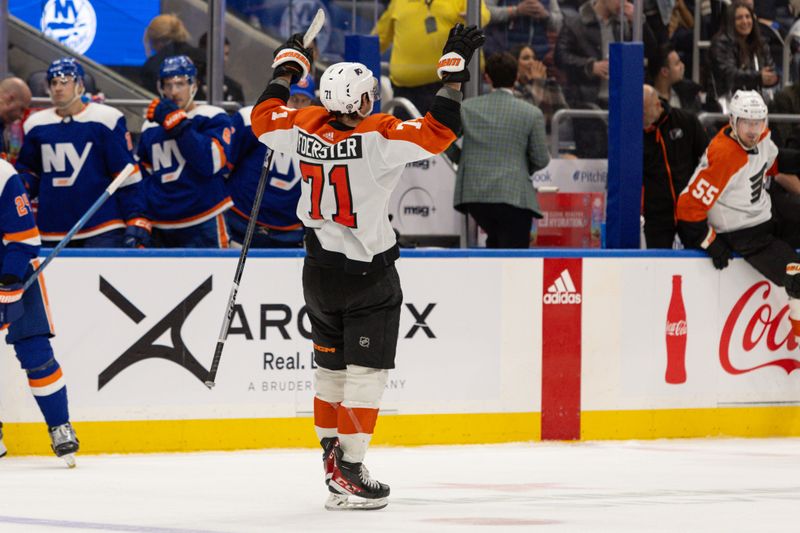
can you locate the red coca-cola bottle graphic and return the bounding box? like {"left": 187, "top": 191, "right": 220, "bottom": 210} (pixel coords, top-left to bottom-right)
{"left": 665, "top": 275, "right": 687, "bottom": 384}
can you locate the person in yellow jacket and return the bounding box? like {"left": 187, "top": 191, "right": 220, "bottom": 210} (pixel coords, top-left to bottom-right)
{"left": 374, "top": 0, "right": 490, "bottom": 118}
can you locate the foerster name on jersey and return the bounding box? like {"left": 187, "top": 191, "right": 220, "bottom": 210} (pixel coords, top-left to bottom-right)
{"left": 296, "top": 132, "right": 363, "bottom": 160}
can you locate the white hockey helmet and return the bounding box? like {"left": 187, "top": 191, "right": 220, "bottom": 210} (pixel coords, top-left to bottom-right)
{"left": 728, "top": 90, "right": 768, "bottom": 148}
{"left": 319, "top": 62, "right": 378, "bottom": 117}
{"left": 728, "top": 90, "right": 768, "bottom": 122}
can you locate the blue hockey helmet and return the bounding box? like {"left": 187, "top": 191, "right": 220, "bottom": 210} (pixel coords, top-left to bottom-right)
{"left": 159, "top": 55, "right": 197, "bottom": 84}
{"left": 47, "top": 57, "right": 85, "bottom": 83}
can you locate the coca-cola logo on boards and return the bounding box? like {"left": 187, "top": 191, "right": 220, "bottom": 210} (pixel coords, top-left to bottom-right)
{"left": 666, "top": 320, "right": 687, "bottom": 336}
{"left": 720, "top": 281, "right": 800, "bottom": 375}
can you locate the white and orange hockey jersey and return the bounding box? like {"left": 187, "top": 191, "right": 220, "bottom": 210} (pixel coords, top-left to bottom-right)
{"left": 251, "top": 82, "right": 458, "bottom": 270}
{"left": 676, "top": 126, "right": 777, "bottom": 239}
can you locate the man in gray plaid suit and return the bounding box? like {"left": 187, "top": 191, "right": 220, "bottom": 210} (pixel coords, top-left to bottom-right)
{"left": 454, "top": 52, "right": 550, "bottom": 248}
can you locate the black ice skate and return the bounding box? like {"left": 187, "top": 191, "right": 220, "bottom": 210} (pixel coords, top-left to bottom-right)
{"left": 321, "top": 437, "right": 339, "bottom": 486}
{"left": 326, "top": 446, "right": 389, "bottom": 511}
{"left": 49, "top": 422, "right": 79, "bottom": 468}
{"left": 0, "top": 421, "right": 6, "bottom": 458}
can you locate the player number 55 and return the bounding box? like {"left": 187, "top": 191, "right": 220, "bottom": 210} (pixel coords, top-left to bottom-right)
{"left": 691, "top": 178, "right": 719, "bottom": 206}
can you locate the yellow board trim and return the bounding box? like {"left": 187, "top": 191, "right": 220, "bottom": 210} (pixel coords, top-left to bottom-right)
{"left": 1, "top": 412, "right": 540, "bottom": 456}
{"left": 5, "top": 407, "right": 799, "bottom": 456}
{"left": 582, "top": 406, "right": 800, "bottom": 440}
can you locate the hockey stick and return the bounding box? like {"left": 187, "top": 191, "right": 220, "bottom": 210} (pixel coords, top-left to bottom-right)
{"left": 303, "top": 8, "right": 325, "bottom": 48}
{"left": 22, "top": 163, "right": 137, "bottom": 293}
{"left": 205, "top": 149, "right": 273, "bottom": 389}
{"left": 205, "top": 8, "right": 325, "bottom": 389}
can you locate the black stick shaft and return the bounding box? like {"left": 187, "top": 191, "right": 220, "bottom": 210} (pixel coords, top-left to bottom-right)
{"left": 205, "top": 149, "right": 274, "bottom": 388}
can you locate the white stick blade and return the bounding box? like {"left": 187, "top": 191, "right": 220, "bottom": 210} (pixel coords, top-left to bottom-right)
{"left": 106, "top": 163, "right": 137, "bottom": 195}
{"left": 303, "top": 8, "right": 325, "bottom": 48}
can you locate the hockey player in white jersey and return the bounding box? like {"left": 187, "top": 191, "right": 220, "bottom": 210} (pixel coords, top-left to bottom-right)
{"left": 251, "top": 24, "right": 485, "bottom": 510}
{"left": 676, "top": 90, "right": 800, "bottom": 335}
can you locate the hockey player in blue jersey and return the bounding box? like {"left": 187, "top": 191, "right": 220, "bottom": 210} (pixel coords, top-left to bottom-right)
{"left": 224, "top": 76, "right": 316, "bottom": 247}
{"left": 137, "top": 55, "right": 233, "bottom": 247}
{"left": 15, "top": 58, "right": 151, "bottom": 248}
{"left": 0, "top": 158, "right": 79, "bottom": 467}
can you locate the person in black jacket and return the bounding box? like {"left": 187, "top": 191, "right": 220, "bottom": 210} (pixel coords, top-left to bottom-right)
{"left": 197, "top": 33, "right": 245, "bottom": 105}
{"left": 555, "top": 0, "right": 657, "bottom": 108}
{"left": 709, "top": 1, "right": 778, "bottom": 101}
{"left": 642, "top": 84, "right": 709, "bottom": 248}
{"left": 649, "top": 43, "right": 720, "bottom": 114}
{"left": 555, "top": 0, "right": 657, "bottom": 157}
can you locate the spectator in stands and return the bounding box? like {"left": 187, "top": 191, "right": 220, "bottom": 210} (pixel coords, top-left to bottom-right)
{"left": 713, "top": 0, "right": 787, "bottom": 80}
{"left": 642, "top": 84, "right": 708, "bottom": 248}
{"left": 454, "top": 52, "right": 549, "bottom": 248}
{"left": 483, "top": 0, "right": 563, "bottom": 60}
{"left": 748, "top": 0, "right": 786, "bottom": 80}
{"left": 556, "top": 0, "right": 657, "bottom": 108}
{"left": 0, "top": 77, "right": 32, "bottom": 159}
{"left": 142, "top": 14, "right": 206, "bottom": 95}
{"left": 373, "top": 0, "right": 491, "bottom": 119}
{"left": 667, "top": 0, "right": 695, "bottom": 73}
{"left": 709, "top": 1, "right": 778, "bottom": 105}
{"left": 649, "top": 43, "right": 718, "bottom": 113}
{"left": 198, "top": 33, "right": 245, "bottom": 105}
{"left": 511, "top": 44, "right": 567, "bottom": 131}
{"left": 644, "top": 0, "right": 693, "bottom": 48}
{"left": 555, "top": 0, "right": 657, "bottom": 157}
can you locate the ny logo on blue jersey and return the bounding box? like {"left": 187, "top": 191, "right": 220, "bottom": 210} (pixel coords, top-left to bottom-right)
{"left": 41, "top": 142, "right": 93, "bottom": 187}
{"left": 151, "top": 139, "right": 186, "bottom": 183}
{"left": 269, "top": 151, "right": 301, "bottom": 191}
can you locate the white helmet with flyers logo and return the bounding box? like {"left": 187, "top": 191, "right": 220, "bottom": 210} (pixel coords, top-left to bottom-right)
{"left": 728, "top": 90, "right": 767, "bottom": 122}
{"left": 728, "top": 90, "right": 768, "bottom": 149}
{"left": 319, "top": 62, "right": 379, "bottom": 118}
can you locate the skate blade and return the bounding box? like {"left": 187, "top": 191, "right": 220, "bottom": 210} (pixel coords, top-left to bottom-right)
{"left": 324, "top": 493, "right": 387, "bottom": 511}
{"left": 61, "top": 454, "right": 76, "bottom": 468}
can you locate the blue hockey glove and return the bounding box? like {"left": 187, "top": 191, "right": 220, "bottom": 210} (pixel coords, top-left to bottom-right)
{"left": 146, "top": 98, "right": 189, "bottom": 135}
{"left": 123, "top": 218, "right": 152, "bottom": 248}
{"left": 0, "top": 275, "right": 24, "bottom": 325}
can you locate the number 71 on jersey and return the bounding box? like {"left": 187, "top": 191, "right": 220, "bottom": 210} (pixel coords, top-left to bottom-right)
{"left": 300, "top": 161, "right": 358, "bottom": 228}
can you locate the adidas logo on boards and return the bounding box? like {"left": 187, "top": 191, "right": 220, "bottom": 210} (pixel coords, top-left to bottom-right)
{"left": 543, "top": 269, "right": 582, "bottom": 305}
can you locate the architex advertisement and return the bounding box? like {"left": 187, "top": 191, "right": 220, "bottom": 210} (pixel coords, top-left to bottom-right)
{"left": 0, "top": 256, "right": 539, "bottom": 423}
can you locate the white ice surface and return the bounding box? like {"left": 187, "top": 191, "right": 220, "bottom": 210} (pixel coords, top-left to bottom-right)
{"left": 0, "top": 438, "right": 798, "bottom": 532}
